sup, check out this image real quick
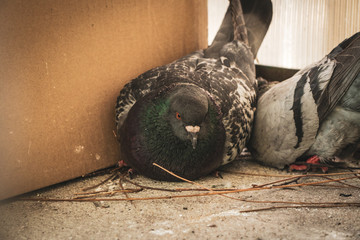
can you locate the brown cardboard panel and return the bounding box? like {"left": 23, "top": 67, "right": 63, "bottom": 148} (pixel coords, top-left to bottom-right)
{"left": 0, "top": 0, "right": 207, "bottom": 200}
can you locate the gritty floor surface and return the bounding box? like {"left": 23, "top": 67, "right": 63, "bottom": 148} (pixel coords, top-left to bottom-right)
{"left": 1, "top": 155, "right": 360, "bottom": 240}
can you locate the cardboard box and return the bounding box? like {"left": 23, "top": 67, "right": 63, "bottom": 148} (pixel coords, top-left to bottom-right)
{"left": 0, "top": 0, "right": 207, "bottom": 200}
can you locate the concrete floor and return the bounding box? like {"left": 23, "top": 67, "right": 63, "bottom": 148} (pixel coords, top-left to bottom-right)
{"left": 1, "top": 156, "right": 360, "bottom": 240}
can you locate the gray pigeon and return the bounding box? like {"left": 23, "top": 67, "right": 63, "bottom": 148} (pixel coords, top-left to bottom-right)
{"left": 248, "top": 32, "right": 360, "bottom": 171}
{"left": 115, "top": 0, "right": 272, "bottom": 181}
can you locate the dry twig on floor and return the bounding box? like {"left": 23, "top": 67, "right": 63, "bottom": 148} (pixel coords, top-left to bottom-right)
{"left": 81, "top": 172, "right": 118, "bottom": 192}
{"left": 16, "top": 165, "right": 360, "bottom": 215}
{"left": 239, "top": 203, "right": 360, "bottom": 213}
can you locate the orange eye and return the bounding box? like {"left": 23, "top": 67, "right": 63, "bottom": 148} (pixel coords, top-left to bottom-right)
{"left": 176, "top": 112, "right": 181, "bottom": 120}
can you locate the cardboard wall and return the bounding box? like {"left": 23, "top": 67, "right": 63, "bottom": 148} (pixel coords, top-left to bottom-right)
{"left": 0, "top": 0, "right": 207, "bottom": 200}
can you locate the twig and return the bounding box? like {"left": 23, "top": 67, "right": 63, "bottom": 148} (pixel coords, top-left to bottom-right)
{"left": 174, "top": 187, "right": 238, "bottom": 191}
{"left": 18, "top": 175, "right": 359, "bottom": 203}
{"left": 239, "top": 203, "right": 360, "bottom": 213}
{"left": 153, "top": 163, "right": 213, "bottom": 191}
{"left": 74, "top": 189, "right": 141, "bottom": 195}
{"left": 306, "top": 184, "right": 355, "bottom": 188}
{"left": 119, "top": 176, "right": 132, "bottom": 201}
{"left": 118, "top": 179, "right": 239, "bottom": 192}
{"left": 73, "top": 189, "right": 143, "bottom": 199}
{"left": 252, "top": 176, "right": 301, "bottom": 188}
{"left": 221, "top": 170, "right": 294, "bottom": 177}
{"left": 320, "top": 176, "right": 360, "bottom": 189}
{"left": 121, "top": 178, "right": 180, "bottom": 192}
{"left": 152, "top": 163, "right": 245, "bottom": 201}
{"left": 221, "top": 170, "right": 360, "bottom": 178}
{"left": 273, "top": 178, "right": 301, "bottom": 187}
{"left": 267, "top": 176, "right": 358, "bottom": 190}
{"left": 348, "top": 169, "right": 360, "bottom": 181}
{"left": 81, "top": 172, "right": 118, "bottom": 192}
{"left": 74, "top": 190, "right": 109, "bottom": 195}
{"left": 230, "top": 198, "right": 360, "bottom": 205}
{"left": 81, "top": 166, "right": 119, "bottom": 178}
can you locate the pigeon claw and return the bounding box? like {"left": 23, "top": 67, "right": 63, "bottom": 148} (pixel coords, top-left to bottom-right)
{"left": 289, "top": 164, "right": 308, "bottom": 171}
{"left": 118, "top": 160, "right": 136, "bottom": 178}
{"left": 214, "top": 171, "right": 223, "bottom": 179}
{"left": 128, "top": 168, "right": 136, "bottom": 179}
{"left": 118, "top": 160, "right": 128, "bottom": 168}
{"left": 306, "top": 155, "right": 329, "bottom": 173}
{"left": 289, "top": 155, "right": 328, "bottom": 173}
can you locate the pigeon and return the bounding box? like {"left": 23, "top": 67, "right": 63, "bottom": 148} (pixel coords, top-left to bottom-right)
{"left": 248, "top": 32, "right": 360, "bottom": 171}
{"left": 115, "top": 0, "right": 273, "bottom": 181}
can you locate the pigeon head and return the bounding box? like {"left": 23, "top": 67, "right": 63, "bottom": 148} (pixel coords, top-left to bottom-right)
{"left": 168, "top": 85, "right": 209, "bottom": 149}
{"left": 119, "top": 83, "right": 226, "bottom": 181}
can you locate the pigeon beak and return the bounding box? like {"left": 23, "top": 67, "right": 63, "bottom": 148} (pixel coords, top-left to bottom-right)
{"left": 185, "top": 125, "right": 200, "bottom": 149}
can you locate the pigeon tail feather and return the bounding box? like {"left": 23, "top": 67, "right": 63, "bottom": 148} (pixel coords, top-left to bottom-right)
{"left": 205, "top": 0, "right": 272, "bottom": 58}
{"left": 230, "top": 0, "right": 249, "bottom": 45}
{"left": 241, "top": 0, "right": 273, "bottom": 57}
{"left": 317, "top": 32, "right": 360, "bottom": 122}
{"left": 203, "top": 8, "right": 233, "bottom": 58}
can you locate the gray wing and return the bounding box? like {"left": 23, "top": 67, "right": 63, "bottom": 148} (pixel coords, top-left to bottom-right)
{"left": 317, "top": 32, "right": 360, "bottom": 121}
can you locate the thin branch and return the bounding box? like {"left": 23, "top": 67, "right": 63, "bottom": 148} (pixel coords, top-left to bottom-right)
{"left": 153, "top": 163, "right": 213, "bottom": 191}
{"left": 119, "top": 175, "right": 133, "bottom": 202}
{"left": 252, "top": 176, "right": 301, "bottom": 188}
{"left": 73, "top": 189, "right": 143, "bottom": 199}
{"left": 306, "top": 184, "right": 356, "bottom": 188}
{"left": 81, "top": 172, "right": 118, "bottom": 192}
{"left": 17, "top": 176, "right": 359, "bottom": 203}
{"left": 221, "top": 170, "right": 360, "bottom": 178}
{"left": 74, "top": 189, "right": 141, "bottom": 196}
{"left": 320, "top": 176, "right": 360, "bottom": 189}
{"left": 152, "top": 163, "right": 247, "bottom": 201}
{"left": 121, "top": 178, "right": 180, "bottom": 192}
{"left": 239, "top": 204, "right": 360, "bottom": 213}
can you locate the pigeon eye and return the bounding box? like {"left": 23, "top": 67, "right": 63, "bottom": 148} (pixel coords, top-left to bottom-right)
{"left": 176, "top": 112, "right": 181, "bottom": 120}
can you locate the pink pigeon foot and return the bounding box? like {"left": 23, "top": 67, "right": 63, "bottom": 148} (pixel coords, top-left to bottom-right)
{"left": 289, "top": 155, "right": 328, "bottom": 173}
